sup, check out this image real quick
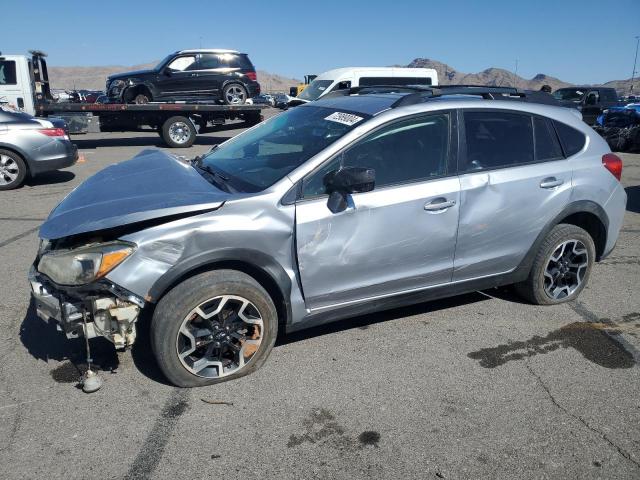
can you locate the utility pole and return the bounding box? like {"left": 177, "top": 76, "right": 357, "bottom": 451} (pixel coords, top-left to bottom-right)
{"left": 631, "top": 35, "right": 639, "bottom": 94}
{"left": 514, "top": 59, "right": 519, "bottom": 89}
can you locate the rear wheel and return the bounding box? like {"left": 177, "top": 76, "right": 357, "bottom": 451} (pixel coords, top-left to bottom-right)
{"left": 151, "top": 270, "right": 278, "bottom": 387}
{"left": 222, "top": 83, "right": 248, "bottom": 105}
{"left": 161, "top": 116, "right": 196, "bottom": 148}
{"left": 0, "top": 149, "right": 27, "bottom": 190}
{"left": 515, "top": 224, "right": 595, "bottom": 305}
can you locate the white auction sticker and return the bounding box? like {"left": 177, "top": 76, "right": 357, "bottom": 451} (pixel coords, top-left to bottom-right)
{"left": 324, "top": 112, "right": 364, "bottom": 126}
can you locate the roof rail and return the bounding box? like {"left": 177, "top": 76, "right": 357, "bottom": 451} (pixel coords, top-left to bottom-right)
{"left": 323, "top": 84, "right": 560, "bottom": 107}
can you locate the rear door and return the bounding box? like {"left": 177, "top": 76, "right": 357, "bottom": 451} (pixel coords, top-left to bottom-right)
{"left": 453, "top": 109, "right": 572, "bottom": 281}
{"left": 295, "top": 112, "right": 460, "bottom": 310}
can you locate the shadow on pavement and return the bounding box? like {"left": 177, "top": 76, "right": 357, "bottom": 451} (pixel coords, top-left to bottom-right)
{"left": 277, "top": 291, "right": 488, "bottom": 347}
{"left": 24, "top": 170, "right": 75, "bottom": 187}
{"left": 20, "top": 299, "right": 119, "bottom": 384}
{"left": 625, "top": 186, "right": 640, "bottom": 213}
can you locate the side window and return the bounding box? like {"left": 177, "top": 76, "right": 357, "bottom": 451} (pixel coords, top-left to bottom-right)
{"left": 585, "top": 91, "right": 600, "bottom": 105}
{"left": 302, "top": 113, "right": 450, "bottom": 197}
{"left": 331, "top": 81, "right": 351, "bottom": 91}
{"left": 0, "top": 61, "right": 17, "bottom": 85}
{"left": 553, "top": 121, "right": 586, "bottom": 157}
{"left": 166, "top": 55, "right": 197, "bottom": 72}
{"left": 534, "top": 117, "right": 563, "bottom": 161}
{"left": 463, "top": 111, "right": 534, "bottom": 171}
{"left": 199, "top": 54, "right": 221, "bottom": 69}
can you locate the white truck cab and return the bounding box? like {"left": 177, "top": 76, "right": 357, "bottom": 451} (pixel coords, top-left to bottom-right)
{"left": 294, "top": 67, "right": 438, "bottom": 104}
{"left": 0, "top": 53, "right": 37, "bottom": 115}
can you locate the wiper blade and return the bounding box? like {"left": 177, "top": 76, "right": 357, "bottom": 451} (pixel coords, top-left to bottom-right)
{"left": 193, "top": 163, "right": 234, "bottom": 192}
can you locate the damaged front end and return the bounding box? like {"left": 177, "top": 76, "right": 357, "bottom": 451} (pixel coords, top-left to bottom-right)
{"left": 29, "top": 238, "right": 145, "bottom": 350}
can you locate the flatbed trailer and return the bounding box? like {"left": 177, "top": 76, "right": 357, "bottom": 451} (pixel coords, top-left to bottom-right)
{"left": 1, "top": 50, "right": 265, "bottom": 148}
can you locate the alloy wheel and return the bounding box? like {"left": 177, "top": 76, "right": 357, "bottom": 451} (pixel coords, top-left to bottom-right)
{"left": 176, "top": 295, "right": 264, "bottom": 378}
{"left": 225, "top": 85, "right": 246, "bottom": 104}
{"left": 543, "top": 239, "right": 589, "bottom": 300}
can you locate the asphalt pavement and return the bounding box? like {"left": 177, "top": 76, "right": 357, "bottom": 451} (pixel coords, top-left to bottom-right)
{"left": 0, "top": 114, "right": 639, "bottom": 479}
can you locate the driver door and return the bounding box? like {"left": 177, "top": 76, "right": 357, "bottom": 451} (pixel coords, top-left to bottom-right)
{"left": 156, "top": 54, "right": 198, "bottom": 100}
{"left": 294, "top": 112, "right": 460, "bottom": 310}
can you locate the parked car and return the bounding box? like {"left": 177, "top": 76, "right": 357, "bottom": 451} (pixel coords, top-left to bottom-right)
{"left": 552, "top": 87, "right": 619, "bottom": 125}
{"left": 106, "top": 49, "right": 260, "bottom": 105}
{"left": 0, "top": 108, "right": 77, "bottom": 190}
{"left": 274, "top": 93, "right": 291, "bottom": 109}
{"left": 30, "top": 86, "right": 626, "bottom": 388}
{"left": 252, "top": 94, "right": 275, "bottom": 106}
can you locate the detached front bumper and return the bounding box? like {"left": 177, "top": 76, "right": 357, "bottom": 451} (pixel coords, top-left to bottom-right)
{"left": 29, "top": 265, "right": 144, "bottom": 349}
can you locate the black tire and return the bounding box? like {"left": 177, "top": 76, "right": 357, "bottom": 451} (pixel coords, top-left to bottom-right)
{"left": 515, "top": 224, "right": 595, "bottom": 305}
{"left": 222, "top": 83, "right": 248, "bottom": 105}
{"left": 0, "top": 149, "right": 28, "bottom": 190}
{"left": 151, "top": 270, "right": 278, "bottom": 387}
{"left": 161, "top": 116, "right": 196, "bottom": 148}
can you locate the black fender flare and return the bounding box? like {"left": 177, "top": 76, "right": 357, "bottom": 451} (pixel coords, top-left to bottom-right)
{"left": 514, "top": 200, "right": 609, "bottom": 279}
{"left": 147, "top": 248, "right": 292, "bottom": 324}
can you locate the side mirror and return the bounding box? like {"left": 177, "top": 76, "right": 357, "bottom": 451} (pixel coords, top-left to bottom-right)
{"left": 323, "top": 166, "right": 375, "bottom": 213}
{"left": 163, "top": 68, "right": 172, "bottom": 77}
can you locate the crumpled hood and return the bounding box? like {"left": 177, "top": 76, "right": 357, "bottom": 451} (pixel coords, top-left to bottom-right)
{"left": 40, "top": 149, "right": 231, "bottom": 240}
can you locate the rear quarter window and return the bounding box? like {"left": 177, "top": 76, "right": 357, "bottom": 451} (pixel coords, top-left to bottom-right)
{"left": 553, "top": 121, "right": 586, "bottom": 157}
{"left": 226, "top": 54, "right": 254, "bottom": 70}
{"left": 534, "top": 117, "right": 563, "bottom": 161}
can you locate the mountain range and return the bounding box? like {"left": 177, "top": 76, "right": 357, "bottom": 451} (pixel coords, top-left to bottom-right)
{"left": 47, "top": 58, "right": 637, "bottom": 95}
{"left": 407, "top": 58, "right": 636, "bottom": 94}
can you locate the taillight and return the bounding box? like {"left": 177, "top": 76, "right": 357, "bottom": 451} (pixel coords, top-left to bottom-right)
{"left": 38, "top": 128, "right": 67, "bottom": 138}
{"left": 602, "top": 153, "right": 623, "bottom": 181}
{"left": 246, "top": 71, "right": 257, "bottom": 81}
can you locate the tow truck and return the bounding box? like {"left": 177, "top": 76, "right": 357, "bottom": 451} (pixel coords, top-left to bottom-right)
{"left": 0, "top": 51, "right": 264, "bottom": 147}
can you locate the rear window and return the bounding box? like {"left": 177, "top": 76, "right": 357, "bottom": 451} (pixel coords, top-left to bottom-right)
{"left": 534, "top": 117, "right": 563, "bottom": 161}
{"left": 220, "top": 53, "right": 254, "bottom": 70}
{"left": 553, "top": 121, "right": 586, "bottom": 157}
{"left": 359, "top": 76, "right": 432, "bottom": 86}
{"left": 0, "top": 60, "right": 17, "bottom": 85}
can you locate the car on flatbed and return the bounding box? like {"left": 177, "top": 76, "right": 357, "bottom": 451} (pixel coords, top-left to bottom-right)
{"left": 0, "top": 51, "right": 264, "bottom": 148}
{"left": 29, "top": 86, "right": 626, "bottom": 388}
{"left": 106, "top": 49, "right": 260, "bottom": 105}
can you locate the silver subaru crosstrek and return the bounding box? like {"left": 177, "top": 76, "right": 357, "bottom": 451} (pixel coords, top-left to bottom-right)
{"left": 29, "top": 86, "right": 626, "bottom": 387}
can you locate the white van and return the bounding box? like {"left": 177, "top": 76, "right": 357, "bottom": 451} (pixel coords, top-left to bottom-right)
{"left": 293, "top": 67, "right": 438, "bottom": 104}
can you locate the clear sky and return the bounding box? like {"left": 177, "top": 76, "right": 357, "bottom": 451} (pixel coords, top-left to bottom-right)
{"left": 2, "top": 0, "right": 639, "bottom": 84}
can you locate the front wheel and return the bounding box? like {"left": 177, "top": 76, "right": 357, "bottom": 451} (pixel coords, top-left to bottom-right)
{"left": 515, "top": 224, "right": 595, "bottom": 305}
{"left": 151, "top": 270, "right": 278, "bottom": 387}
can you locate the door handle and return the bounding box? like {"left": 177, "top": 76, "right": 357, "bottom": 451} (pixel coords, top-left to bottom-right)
{"left": 540, "top": 177, "right": 563, "bottom": 189}
{"left": 190, "top": 73, "right": 198, "bottom": 77}
{"left": 424, "top": 198, "right": 456, "bottom": 211}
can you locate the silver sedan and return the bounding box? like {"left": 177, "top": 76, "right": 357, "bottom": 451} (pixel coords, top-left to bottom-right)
{"left": 0, "top": 109, "right": 77, "bottom": 190}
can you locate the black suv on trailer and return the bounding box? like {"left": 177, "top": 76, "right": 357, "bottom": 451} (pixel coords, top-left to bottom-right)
{"left": 106, "top": 49, "right": 260, "bottom": 105}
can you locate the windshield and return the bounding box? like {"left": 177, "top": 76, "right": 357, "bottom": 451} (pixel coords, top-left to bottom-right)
{"left": 154, "top": 54, "right": 175, "bottom": 70}
{"left": 297, "top": 80, "right": 334, "bottom": 101}
{"left": 201, "top": 106, "right": 370, "bottom": 192}
{"left": 553, "top": 88, "right": 585, "bottom": 102}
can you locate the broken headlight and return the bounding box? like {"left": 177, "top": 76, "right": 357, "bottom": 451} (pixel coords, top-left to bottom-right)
{"left": 109, "top": 79, "right": 126, "bottom": 89}
{"left": 38, "top": 241, "right": 135, "bottom": 286}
